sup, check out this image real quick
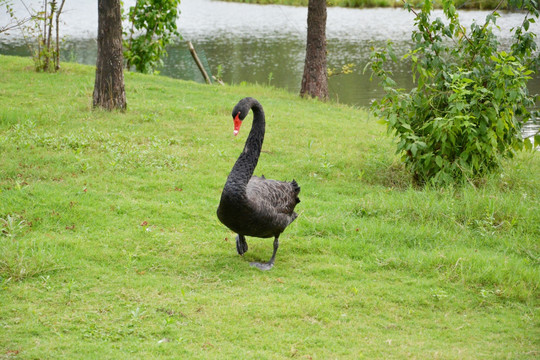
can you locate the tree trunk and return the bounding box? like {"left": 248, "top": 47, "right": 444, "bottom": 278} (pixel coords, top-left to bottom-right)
{"left": 93, "top": 0, "right": 126, "bottom": 110}
{"left": 300, "top": 0, "right": 328, "bottom": 101}
{"left": 55, "top": 0, "right": 66, "bottom": 70}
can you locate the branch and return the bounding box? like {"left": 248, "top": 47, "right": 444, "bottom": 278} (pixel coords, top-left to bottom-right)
{"left": 401, "top": 0, "right": 433, "bottom": 43}
{"left": 466, "top": 0, "right": 505, "bottom": 66}
{"left": 0, "top": 16, "right": 31, "bottom": 34}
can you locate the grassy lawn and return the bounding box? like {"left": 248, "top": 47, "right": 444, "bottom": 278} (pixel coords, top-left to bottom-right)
{"left": 0, "top": 55, "right": 538, "bottom": 359}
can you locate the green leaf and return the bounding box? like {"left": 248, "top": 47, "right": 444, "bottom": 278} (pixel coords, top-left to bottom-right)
{"left": 502, "top": 66, "right": 514, "bottom": 76}
{"left": 524, "top": 138, "right": 533, "bottom": 151}
{"left": 411, "top": 143, "right": 418, "bottom": 157}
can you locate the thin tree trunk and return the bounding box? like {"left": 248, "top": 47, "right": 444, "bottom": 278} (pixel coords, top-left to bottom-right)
{"left": 93, "top": 0, "right": 126, "bottom": 110}
{"left": 44, "top": 0, "right": 56, "bottom": 71}
{"left": 300, "top": 0, "right": 328, "bottom": 101}
{"left": 55, "top": 0, "right": 66, "bottom": 70}
{"left": 37, "top": 0, "right": 47, "bottom": 70}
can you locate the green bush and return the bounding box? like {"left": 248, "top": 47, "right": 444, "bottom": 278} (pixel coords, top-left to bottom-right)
{"left": 369, "top": 0, "right": 539, "bottom": 186}
{"left": 123, "top": 0, "right": 181, "bottom": 74}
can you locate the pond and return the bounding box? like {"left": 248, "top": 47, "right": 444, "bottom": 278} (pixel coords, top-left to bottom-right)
{"left": 1, "top": 0, "right": 539, "bottom": 111}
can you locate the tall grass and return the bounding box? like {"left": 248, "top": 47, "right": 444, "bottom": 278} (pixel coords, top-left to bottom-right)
{"left": 0, "top": 55, "right": 539, "bottom": 359}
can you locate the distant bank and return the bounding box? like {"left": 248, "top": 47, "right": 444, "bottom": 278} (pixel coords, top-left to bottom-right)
{"left": 218, "top": 0, "right": 522, "bottom": 10}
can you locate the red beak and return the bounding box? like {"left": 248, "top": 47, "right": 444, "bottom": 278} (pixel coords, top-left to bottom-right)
{"left": 233, "top": 113, "right": 242, "bottom": 136}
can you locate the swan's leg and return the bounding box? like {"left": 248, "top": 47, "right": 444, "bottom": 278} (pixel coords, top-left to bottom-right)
{"left": 250, "top": 236, "right": 279, "bottom": 271}
{"left": 236, "top": 234, "right": 248, "bottom": 255}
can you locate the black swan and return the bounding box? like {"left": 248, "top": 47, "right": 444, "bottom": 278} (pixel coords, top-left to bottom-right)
{"left": 217, "top": 97, "right": 301, "bottom": 270}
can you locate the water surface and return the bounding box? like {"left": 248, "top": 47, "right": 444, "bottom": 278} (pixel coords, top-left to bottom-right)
{"left": 1, "top": 0, "right": 539, "bottom": 108}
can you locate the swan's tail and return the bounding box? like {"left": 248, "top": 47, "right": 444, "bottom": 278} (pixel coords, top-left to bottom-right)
{"left": 291, "top": 179, "right": 301, "bottom": 204}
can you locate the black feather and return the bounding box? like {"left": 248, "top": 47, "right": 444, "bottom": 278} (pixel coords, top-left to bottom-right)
{"left": 217, "top": 98, "right": 301, "bottom": 240}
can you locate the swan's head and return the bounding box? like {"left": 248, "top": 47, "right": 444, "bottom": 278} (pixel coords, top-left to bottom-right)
{"left": 233, "top": 111, "right": 243, "bottom": 136}
{"left": 231, "top": 101, "right": 249, "bottom": 136}
{"left": 231, "top": 97, "right": 259, "bottom": 136}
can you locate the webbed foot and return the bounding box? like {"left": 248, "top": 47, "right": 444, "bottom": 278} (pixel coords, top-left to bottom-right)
{"left": 249, "top": 236, "right": 279, "bottom": 271}
{"left": 249, "top": 261, "right": 274, "bottom": 271}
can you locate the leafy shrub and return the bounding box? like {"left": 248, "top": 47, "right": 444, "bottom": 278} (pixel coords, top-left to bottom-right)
{"left": 123, "top": 0, "right": 181, "bottom": 74}
{"left": 1, "top": 0, "right": 66, "bottom": 72}
{"left": 369, "top": 0, "right": 539, "bottom": 186}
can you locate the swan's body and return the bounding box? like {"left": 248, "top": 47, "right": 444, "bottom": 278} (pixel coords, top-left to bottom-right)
{"left": 217, "top": 97, "right": 300, "bottom": 270}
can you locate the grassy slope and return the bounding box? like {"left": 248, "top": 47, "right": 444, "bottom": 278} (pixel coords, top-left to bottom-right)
{"left": 0, "top": 55, "right": 538, "bottom": 359}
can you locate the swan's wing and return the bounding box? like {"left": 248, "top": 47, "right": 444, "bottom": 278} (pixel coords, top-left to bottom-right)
{"left": 246, "top": 176, "right": 300, "bottom": 215}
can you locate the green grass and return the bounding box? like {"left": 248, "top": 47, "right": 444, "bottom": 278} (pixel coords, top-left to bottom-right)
{"left": 0, "top": 55, "right": 539, "bottom": 359}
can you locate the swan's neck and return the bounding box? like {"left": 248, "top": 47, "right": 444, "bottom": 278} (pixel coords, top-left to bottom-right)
{"left": 225, "top": 102, "right": 265, "bottom": 192}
